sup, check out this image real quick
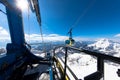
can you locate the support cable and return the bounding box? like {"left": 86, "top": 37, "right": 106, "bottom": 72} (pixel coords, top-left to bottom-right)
{"left": 39, "top": 24, "right": 46, "bottom": 52}
{"left": 69, "top": 0, "right": 96, "bottom": 30}
{"left": 0, "top": 9, "right": 6, "bottom": 14}
{"left": 28, "top": 4, "right": 30, "bottom": 44}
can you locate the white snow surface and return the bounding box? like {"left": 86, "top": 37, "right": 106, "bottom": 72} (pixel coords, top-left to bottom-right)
{"left": 31, "top": 49, "right": 46, "bottom": 57}
{"left": 65, "top": 52, "right": 120, "bottom": 80}
{"left": 104, "top": 63, "right": 120, "bottom": 80}
{"left": 67, "top": 53, "right": 96, "bottom": 66}
{"left": 88, "top": 38, "right": 111, "bottom": 50}
{"left": 88, "top": 38, "right": 120, "bottom": 57}
{"left": 66, "top": 53, "right": 97, "bottom": 79}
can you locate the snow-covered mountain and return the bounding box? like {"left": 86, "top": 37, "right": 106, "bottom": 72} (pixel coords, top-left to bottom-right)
{"left": 74, "top": 41, "right": 93, "bottom": 48}
{"left": 87, "top": 38, "right": 120, "bottom": 57}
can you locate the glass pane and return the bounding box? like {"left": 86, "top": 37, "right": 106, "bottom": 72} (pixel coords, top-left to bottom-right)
{"left": 0, "top": 4, "right": 11, "bottom": 57}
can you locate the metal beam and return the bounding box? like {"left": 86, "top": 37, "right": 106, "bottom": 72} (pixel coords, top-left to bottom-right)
{"left": 3, "top": 0, "right": 25, "bottom": 45}
{"left": 0, "top": 0, "right": 16, "bottom": 10}
{"left": 32, "top": 0, "right": 41, "bottom": 26}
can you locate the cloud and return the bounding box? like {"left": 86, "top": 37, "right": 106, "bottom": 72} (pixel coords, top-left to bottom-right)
{"left": 0, "top": 27, "right": 8, "bottom": 35}
{"left": 0, "top": 26, "right": 10, "bottom": 41}
{"left": 114, "top": 34, "right": 120, "bottom": 37}
{"left": 0, "top": 27, "right": 67, "bottom": 42}
{"left": 25, "top": 34, "right": 95, "bottom": 42}
{"left": 0, "top": 26, "right": 96, "bottom": 43}
{"left": 25, "top": 34, "right": 68, "bottom": 42}
{"left": 74, "top": 37, "right": 93, "bottom": 41}
{"left": 47, "top": 34, "right": 59, "bottom": 37}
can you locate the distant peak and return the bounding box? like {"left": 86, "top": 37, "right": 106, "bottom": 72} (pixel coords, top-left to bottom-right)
{"left": 97, "top": 38, "right": 109, "bottom": 42}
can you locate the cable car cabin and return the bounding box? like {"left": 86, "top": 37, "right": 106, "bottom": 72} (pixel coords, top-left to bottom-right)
{"left": 65, "top": 28, "right": 75, "bottom": 46}
{"left": 65, "top": 38, "right": 75, "bottom": 46}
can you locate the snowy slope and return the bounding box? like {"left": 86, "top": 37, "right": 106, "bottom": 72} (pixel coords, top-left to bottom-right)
{"left": 63, "top": 52, "right": 120, "bottom": 80}
{"left": 67, "top": 53, "right": 97, "bottom": 79}
{"left": 88, "top": 38, "right": 120, "bottom": 57}
{"left": 88, "top": 38, "right": 112, "bottom": 50}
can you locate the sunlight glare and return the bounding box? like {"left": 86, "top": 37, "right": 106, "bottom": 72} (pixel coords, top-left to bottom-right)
{"left": 16, "top": 0, "right": 28, "bottom": 11}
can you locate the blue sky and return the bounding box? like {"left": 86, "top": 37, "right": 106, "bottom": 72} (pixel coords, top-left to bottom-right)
{"left": 0, "top": 0, "right": 120, "bottom": 43}
{"left": 39, "top": 0, "right": 120, "bottom": 37}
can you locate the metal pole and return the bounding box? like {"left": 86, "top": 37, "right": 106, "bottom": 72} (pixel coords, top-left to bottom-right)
{"left": 5, "top": 0, "right": 25, "bottom": 45}
{"left": 63, "top": 47, "right": 68, "bottom": 79}
{"left": 97, "top": 57, "right": 104, "bottom": 80}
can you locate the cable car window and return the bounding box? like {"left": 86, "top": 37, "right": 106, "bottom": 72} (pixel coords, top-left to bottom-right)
{"left": 0, "top": 4, "right": 10, "bottom": 57}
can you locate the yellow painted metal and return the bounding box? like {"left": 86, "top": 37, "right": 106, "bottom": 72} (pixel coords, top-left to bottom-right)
{"left": 53, "top": 57, "right": 69, "bottom": 80}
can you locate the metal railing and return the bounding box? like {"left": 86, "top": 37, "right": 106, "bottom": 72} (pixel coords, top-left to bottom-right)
{"left": 53, "top": 46, "right": 120, "bottom": 80}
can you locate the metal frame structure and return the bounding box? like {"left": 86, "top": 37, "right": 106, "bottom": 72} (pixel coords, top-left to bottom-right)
{"left": 0, "top": 0, "right": 53, "bottom": 80}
